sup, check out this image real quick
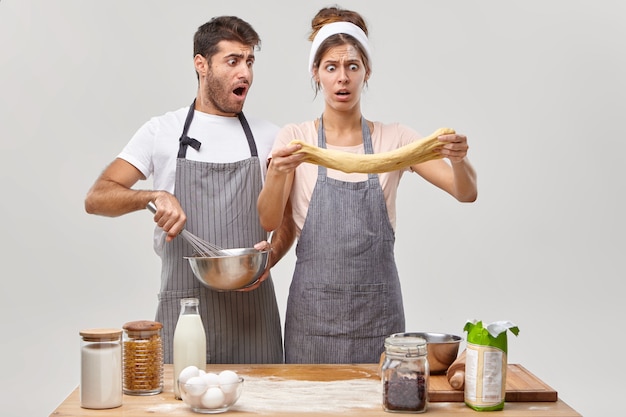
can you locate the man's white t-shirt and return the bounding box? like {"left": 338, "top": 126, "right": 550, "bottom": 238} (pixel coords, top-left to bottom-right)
{"left": 118, "top": 106, "right": 280, "bottom": 254}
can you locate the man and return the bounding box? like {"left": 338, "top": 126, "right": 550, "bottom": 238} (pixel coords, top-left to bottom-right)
{"left": 85, "top": 16, "right": 294, "bottom": 364}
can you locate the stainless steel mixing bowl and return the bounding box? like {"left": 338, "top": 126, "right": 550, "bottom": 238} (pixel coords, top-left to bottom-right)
{"left": 185, "top": 248, "right": 270, "bottom": 291}
{"left": 390, "top": 332, "right": 462, "bottom": 374}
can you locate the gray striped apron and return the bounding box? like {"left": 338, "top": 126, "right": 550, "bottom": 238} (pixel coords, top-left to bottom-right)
{"left": 155, "top": 100, "right": 283, "bottom": 364}
{"left": 284, "top": 116, "right": 405, "bottom": 364}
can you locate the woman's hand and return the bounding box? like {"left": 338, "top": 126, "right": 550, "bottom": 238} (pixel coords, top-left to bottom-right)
{"left": 268, "top": 142, "right": 306, "bottom": 174}
{"left": 436, "top": 133, "right": 469, "bottom": 163}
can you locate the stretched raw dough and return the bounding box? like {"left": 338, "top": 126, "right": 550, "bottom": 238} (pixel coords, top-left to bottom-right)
{"left": 289, "top": 127, "right": 455, "bottom": 174}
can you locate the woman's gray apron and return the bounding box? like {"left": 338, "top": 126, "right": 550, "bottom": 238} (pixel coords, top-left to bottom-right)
{"left": 284, "top": 116, "right": 405, "bottom": 364}
{"left": 155, "top": 99, "right": 283, "bottom": 364}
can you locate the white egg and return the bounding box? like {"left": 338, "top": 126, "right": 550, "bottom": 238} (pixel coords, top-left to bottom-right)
{"left": 178, "top": 365, "right": 200, "bottom": 384}
{"left": 201, "top": 372, "right": 220, "bottom": 386}
{"left": 184, "top": 376, "right": 208, "bottom": 397}
{"left": 198, "top": 369, "right": 206, "bottom": 376}
{"left": 218, "top": 370, "right": 239, "bottom": 394}
{"left": 201, "top": 387, "right": 225, "bottom": 409}
{"left": 222, "top": 389, "right": 237, "bottom": 404}
{"left": 183, "top": 391, "right": 203, "bottom": 408}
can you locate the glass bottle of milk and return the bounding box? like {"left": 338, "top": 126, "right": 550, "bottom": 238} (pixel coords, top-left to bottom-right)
{"left": 173, "top": 297, "right": 206, "bottom": 399}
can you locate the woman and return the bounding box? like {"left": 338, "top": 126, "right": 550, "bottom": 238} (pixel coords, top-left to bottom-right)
{"left": 258, "top": 6, "right": 477, "bottom": 364}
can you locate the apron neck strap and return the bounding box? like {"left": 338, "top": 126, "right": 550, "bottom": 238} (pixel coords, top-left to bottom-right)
{"left": 317, "top": 114, "right": 376, "bottom": 178}
{"left": 178, "top": 99, "right": 199, "bottom": 158}
{"left": 237, "top": 112, "right": 258, "bottom": 157}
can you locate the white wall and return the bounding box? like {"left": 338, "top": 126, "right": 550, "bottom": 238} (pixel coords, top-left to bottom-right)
{"left": 1, "top": 1, "right": 623, "bottom": 416}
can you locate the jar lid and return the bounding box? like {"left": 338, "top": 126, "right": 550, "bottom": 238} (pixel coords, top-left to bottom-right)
{"left": 80, "top": 328, "right": 122, "bottom": 342}
{"left": 384, "top": 335, "right": 428, "bottom": 357}
{"left": 123, "top": 320, "right": 163, "bottom": 332}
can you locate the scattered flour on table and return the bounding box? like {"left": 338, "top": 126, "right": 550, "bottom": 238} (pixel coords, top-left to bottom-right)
{"left": 145, "top": 402, "right": 187, "bottom": 413}
{"left": 231, "top": 376, "right": 382, "bottom": 414}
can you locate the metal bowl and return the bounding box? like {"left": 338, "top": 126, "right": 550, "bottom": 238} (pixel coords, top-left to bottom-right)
{"left": 185, "top": 248, "right": 269, "bottom": 291}
{"left": 390, "top": 332, "right": 462, "bottom": 374}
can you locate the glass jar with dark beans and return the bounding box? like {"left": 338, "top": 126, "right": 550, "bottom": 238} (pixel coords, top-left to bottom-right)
{"left": 381, "top": 335, "right": 429, "bottom": 413}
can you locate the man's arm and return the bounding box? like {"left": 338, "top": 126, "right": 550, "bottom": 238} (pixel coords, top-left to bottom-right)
{"left": 84, "top": 158, "right": 186, "bottom": 241}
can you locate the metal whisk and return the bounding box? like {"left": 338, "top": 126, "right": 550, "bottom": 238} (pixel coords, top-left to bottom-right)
{"left": 146, "top": 202, "right": 227, "bottom": 257}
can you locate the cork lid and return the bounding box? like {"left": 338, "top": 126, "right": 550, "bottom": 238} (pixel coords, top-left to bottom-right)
{"left": 80, "top": 328, "right": 122, "bottom": 342}
{"left": 123, "top": 320, "right": 163, "bottom": 336}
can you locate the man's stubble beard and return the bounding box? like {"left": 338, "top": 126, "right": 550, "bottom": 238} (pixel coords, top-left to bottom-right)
{"left": 204, "top": 71, "right": 245, "bottom": 115}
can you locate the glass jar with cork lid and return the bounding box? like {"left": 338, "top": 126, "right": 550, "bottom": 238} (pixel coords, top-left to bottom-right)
{"left": 381, "top": 334, "right": 429, "bottom": 413}
{"left": 122, "top": 320, "right": 163, "bottom": 395}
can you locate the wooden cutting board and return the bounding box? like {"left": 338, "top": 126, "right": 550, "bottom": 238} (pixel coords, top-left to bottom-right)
{"left": 430, "top": 364, "right": 558, "bottom": 402}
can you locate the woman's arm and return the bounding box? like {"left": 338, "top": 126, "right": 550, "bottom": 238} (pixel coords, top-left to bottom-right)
{"left": 266, "top": 197, "right": 296, "bottom": 267}
{"left": 246, "top": 197, "right": 297, "bottom": 292}
{"left": 257, "top": 142, "right": 305, "bottom": 231}
{"left": 412, "top": 132, "right": 478, "bottom": 202}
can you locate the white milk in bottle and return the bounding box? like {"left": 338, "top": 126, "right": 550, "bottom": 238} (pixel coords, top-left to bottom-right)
{"left": 173, "top": 297, "right": 206, "bottom": 399}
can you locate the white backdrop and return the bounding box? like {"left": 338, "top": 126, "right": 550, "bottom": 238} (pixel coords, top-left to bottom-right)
{"left": 1, "top": 1, "right": 624, "bottom": 416}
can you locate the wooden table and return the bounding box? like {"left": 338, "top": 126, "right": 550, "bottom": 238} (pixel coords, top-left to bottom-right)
{"left": 50, "top": 364, "right": 582, "bottom": 416}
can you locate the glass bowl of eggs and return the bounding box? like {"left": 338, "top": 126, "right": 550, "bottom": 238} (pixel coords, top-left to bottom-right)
{"left": 178, "top": 366, "right": 244, "bottom": 413}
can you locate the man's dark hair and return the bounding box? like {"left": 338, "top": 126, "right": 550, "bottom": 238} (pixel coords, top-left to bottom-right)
{"left": 194, "top": 16, "right": 261, "bottom": 62}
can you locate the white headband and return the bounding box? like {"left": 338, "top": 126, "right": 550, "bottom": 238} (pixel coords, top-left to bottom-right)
{"left": 308, "top": 21, "right": 371, "bottom": 74}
